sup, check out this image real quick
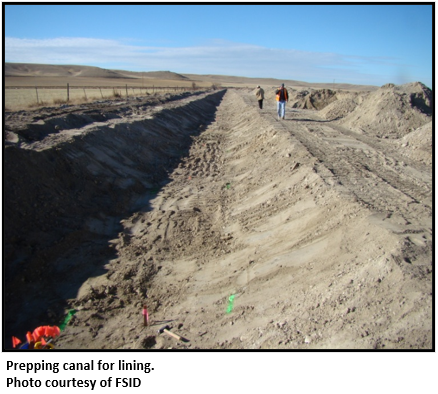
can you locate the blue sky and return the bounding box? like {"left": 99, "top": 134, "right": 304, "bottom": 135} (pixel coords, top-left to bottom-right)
{"left": 4, "top": 4, "right": 433, "bottom": 87}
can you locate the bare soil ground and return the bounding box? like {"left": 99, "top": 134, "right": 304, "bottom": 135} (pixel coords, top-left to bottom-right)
{"left": 3, "top": 79, "right": 433, "bottom": 350}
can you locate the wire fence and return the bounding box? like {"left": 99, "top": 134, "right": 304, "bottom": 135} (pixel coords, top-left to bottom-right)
{"left": 5, "top": 83, "right": 217, "bottom": 110}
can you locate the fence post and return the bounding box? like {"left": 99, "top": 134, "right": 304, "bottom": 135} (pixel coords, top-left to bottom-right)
{"left": 100, "top": 88, "right": 103, "bottom": 98}
{"left": 126, "top": 84, "right": 128, "bottom": 97}
{"left": 67, "top": 83, "right": 69, "bottom": 102}
{"left": 83, "top": 88, "right": 87, "bottom": 99}
{"left": 35, "top": 86, "right": 39, "bottom": 104}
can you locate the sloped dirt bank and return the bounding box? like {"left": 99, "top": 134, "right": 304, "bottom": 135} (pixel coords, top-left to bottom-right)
{"left": 4, "top": 90, "right": 226, "bottom": 343}
{"left": 4, "top": 86, "right": 432, "bottom": 350}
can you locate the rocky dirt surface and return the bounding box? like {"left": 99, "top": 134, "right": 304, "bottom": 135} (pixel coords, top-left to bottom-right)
{"left": 4, "top": 83, "right": 433, "bottom": 349}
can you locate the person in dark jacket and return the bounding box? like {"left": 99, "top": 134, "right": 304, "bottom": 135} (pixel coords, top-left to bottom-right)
{"left": 275, "top": 83, "right": 288, "bottom": 120}
{"left": 255, "top": 85, "right": 265, "bottom": 109}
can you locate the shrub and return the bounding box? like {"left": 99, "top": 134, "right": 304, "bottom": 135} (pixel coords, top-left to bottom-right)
{"left": 112, "top": 88, "right": 122, "bottom": 98}
{"left": 53, "top": 98, "right": 68, "bottom": 105}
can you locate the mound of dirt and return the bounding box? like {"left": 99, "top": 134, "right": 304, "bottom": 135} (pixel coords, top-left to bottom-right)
{"left": 338, "top": 82, "right": 432, "bottom": 138}
{"left": 286, "top": 82, "right": 432, "bottom": 141}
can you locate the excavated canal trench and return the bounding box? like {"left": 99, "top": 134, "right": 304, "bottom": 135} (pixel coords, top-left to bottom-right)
{"left": 4, "top": 90, "right": 227, "bottom": 343}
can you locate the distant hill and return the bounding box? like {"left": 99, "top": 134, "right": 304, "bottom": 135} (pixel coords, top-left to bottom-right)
{"left": 4, "top": 63, "right": 188, "bottom": 81}
{"left": 4, "top": 62, "right": 378, "bottom": 91}
{"left": 182, "top": 73, "right": 378, "bottom": 91}
{"left": 4, "top": 63, "right": 133, "bottom": 79}
{"left": 182, "top": 73, "right": 304, "bottom": 87}
{"left": 110, "top": 69, "right": 190, "bottom": 81}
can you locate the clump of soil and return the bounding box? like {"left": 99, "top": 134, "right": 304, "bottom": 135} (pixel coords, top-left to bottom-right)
{"left": 397, "top": 121, "right": 432, "bottom": 166}
{"left": 290, "top": 88, "right": 338, "bottom": 110}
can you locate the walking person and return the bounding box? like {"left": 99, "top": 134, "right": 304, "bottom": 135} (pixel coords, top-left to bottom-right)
{"left": 255, "top": 85, "right": 265, "bottom": 109}
{"left": 275, "top": 83, "right": 288, "bottom": 120}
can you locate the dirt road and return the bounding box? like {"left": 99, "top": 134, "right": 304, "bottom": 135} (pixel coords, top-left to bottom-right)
{"left": 4, "top": 87, "right": 432, "bottom": 349}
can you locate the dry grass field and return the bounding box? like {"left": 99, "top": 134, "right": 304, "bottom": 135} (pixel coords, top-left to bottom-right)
{"left": 4, "top": 79, "right": 216, "bottom": 111}
{"left": 5, "top": 85, "right": 200, "bottom": 110}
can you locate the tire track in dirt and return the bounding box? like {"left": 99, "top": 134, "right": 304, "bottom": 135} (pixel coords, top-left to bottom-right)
{"left": 277, "top": 111, "right": 432, "bottom": 233}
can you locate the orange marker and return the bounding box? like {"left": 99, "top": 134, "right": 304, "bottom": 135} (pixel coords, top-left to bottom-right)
{"left": 12, "top": 336, "right": 22, "bottom": 348}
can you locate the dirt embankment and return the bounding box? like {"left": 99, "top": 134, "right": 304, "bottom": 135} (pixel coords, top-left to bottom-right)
{"left": 4, "top": 90, "right": 226, "bottom": 342}
{"left": 4, "top": 83, "right": 432, "bottom": 349}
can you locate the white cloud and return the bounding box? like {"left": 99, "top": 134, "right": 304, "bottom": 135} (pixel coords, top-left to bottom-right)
{"left": 5, "top": 37, "right": 148, "bottom": 64}
{"left": 5, "top": 37, "right": 408, "bottom": 85}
